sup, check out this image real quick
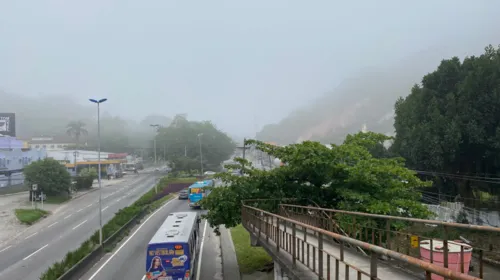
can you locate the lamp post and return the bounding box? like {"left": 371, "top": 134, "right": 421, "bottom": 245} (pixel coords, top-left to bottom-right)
{"left": 89, "top": 98, "right": 107, "bottom": 246}
{"left": 197, "top": 133, "right": 203, "bottom": 176}
{"left": 150, "top": 124, "right": 161, "bottom": 164}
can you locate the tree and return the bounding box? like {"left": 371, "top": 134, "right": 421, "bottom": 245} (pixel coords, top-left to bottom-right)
{"left": 392, "top": 44, "right": 500, "bottom": 197}
{"left": 66, "top": 121, "right": 88, "bottom": 148}
{"left": 155, "top": 115, "right": 236, "bottom": 171}
{"left": 23, "top": 158, "right": 72, "bottom": 196}
{"left": 201, "top": 132, "right": 432, "bottom": 234}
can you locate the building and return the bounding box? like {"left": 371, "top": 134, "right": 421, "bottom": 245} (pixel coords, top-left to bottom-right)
{"left": 0, "top": 137, "right": 47, "bottom": 187}
{"left": 27, "top": 136, "right": 76, "bottom": 151}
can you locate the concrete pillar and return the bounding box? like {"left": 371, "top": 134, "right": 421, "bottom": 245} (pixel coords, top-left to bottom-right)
{"left": 274, "top": 262, "right": 290, "bottom": 280}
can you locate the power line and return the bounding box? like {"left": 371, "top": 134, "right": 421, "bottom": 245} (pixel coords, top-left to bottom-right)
{"left": 413, "top": 170, "right": 500, "bottom": 184}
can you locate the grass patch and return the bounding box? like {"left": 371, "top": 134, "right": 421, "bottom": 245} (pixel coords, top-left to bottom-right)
{"left": 230, "top": 224, "right": 273, "bottom": 274}
{"left": 45, "top": 196, "right": 70, "bottom": 204}
{"left": 150, "top": 194, "right": 173, "bottom": 210}
{"left": 15, "top": 208, "right": 50, "bottom": 225}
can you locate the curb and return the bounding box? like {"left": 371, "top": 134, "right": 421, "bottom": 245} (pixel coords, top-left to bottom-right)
{"left": 0, "top": 191, "right": 29, "bottom": 197}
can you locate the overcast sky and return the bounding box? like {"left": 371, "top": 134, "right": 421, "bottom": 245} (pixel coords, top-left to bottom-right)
{"left": 1, "top": 1, "right": 499, "bottom": 138}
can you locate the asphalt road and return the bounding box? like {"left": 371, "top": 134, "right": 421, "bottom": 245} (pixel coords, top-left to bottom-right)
{"left": 80, "top": 198, "right": 223, "bottom": 280}
{"left": 0, "top": 170, "right": 163, "bottom": 280}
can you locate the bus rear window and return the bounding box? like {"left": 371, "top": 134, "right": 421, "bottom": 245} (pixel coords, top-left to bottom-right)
{"left": 190, "top": 188, "right": 203, "bottom": 194}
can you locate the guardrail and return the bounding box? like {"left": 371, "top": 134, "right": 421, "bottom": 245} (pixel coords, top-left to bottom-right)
{"left": 54, "top": 183, "right": 188, "bottom": 280}
{"left": 279, "top": 204, "right": 500, "bottom": 279}
{"left": 242, "top": 204, "right": 481, "bottom": 280}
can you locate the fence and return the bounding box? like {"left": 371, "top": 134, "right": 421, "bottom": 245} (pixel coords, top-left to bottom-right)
{"left": 278, "top": 204, "right": 500, "bottom": 279}
{"left": 242, "top": 204, "right": 481, "bottom": 280}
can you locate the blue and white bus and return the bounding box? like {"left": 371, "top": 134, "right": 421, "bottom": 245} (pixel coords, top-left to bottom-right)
{"left": 188, "top": 180, "right": 214, "bottom": 208}
{"left": 146, "top": 212, "right": 201, "bottom": 280}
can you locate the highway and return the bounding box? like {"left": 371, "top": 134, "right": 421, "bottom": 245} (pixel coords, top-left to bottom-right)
{"left": 80, "top": 199, "right": 223, "bottom": 280}
{"left": 0, "top": 170, "right": 163, "bottom": 280}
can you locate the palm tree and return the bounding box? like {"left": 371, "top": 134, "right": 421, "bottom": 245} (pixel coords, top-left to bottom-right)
{"left": 66, "top": 120, "right": 88, "bottom": 149}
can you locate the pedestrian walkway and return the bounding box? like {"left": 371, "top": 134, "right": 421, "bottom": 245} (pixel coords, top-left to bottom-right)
{"left": 268, "top": 220, "right": 418, "bottom": 279}
{"left": 220, "top": 226, "right": 242, "bottom": 280}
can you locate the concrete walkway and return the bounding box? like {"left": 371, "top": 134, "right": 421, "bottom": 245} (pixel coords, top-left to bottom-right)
{"left": 256, "top": 220, "right": 420, "bottom": 280}
{"left": 220, "top": 225, "right": 242, "bottom": 280}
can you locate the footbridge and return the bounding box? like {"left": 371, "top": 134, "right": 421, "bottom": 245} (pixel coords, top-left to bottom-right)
{"left": 241, "top": 199, "right": 500, "bottom": 280}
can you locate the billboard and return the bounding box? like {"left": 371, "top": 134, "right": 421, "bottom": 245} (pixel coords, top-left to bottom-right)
{"left": 0, "top": 113, "right": 16, "bottom": 137}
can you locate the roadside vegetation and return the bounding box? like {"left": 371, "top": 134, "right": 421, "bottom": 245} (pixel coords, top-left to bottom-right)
{"left": 39, "top": 176, "right": 197, "bottom": 280}
{"left": 231, "top": 224, "right": 273, "bottom": 274}
{"left": 14, "top": 208, "right": 49, "bottom": 225}
{"left": 201, "top": 131, "right": 433, "bottom": 234}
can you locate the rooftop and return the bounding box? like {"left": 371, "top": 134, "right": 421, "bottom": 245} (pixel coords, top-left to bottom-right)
{"left": 149, "top": 212, "right": 199, "bottom": 244}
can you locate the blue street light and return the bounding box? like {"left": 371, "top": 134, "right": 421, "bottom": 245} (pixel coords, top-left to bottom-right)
{"left": 89, "top": 98, "right": 107, "bottom": 246}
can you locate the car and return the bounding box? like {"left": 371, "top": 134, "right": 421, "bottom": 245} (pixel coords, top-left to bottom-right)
{"left": 178, "top": 189, "right": 189, "bottom": 200}
{"left": 204, "top": 171, "right": 216, "bottom": 175}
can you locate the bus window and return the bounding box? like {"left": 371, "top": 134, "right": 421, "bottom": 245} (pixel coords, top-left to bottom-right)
{"left": 190, "top": 188, "right": 202, "bottom": 194}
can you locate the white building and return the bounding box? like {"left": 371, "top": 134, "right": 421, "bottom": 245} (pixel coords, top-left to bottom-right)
{"left": 27, "top": 136, "right": 75, "bottom": 151}
{"left": 46, "top": 150, "right": 113, "bottom": 164}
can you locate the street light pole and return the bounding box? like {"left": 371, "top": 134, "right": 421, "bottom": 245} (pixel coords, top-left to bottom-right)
{"left": 89, "top": 98, "right": 107, "bottom": 246}
{"left": 197, "top": 133, "right": 203, "bottom": 175}
{"left": 150, "top": 124, "right": 161, "bottom": 165}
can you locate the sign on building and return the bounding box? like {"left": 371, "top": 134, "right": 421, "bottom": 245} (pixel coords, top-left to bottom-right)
{"left": 0, "top": 113, "right": 16, "bottom": 137}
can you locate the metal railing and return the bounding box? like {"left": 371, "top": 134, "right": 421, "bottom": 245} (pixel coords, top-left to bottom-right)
{"left": 279, "top": 204, "right": 500, "bottom": 279}
{"left": 242, "top": 204, "right": 482, "bottom": 280}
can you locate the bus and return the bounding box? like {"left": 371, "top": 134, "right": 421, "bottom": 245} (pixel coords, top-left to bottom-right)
{"left": 188, "top": 180, "right": 214, "bottom": 208}
{"left": 146, "top": 212, "right": 201, "bottom": 280}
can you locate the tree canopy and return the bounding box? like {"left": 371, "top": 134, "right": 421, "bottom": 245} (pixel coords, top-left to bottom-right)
{"left": 23, "top": 158, "right": 72, "bottom": 196}
{"left": 392, "top": 44, "right": 500, "bottom": 196}
{"left": 201, "top": 132, "right": 432, "bottom": 233}
{"left": 155, "top": 114, "right": 236, "bottom": 172}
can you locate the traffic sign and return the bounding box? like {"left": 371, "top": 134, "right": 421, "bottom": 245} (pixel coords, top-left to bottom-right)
{"left": 32, "top": 184, "right": 38, "bottom": 191}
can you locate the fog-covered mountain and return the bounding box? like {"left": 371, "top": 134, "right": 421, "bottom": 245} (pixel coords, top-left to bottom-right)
{"left": 255, "top": 46, "right": 484, "bottom": 145}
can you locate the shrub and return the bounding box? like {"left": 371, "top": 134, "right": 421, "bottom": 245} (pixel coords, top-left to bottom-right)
{"left": 24, "top": 158, "right": 72, "bottom": 196}
{"left": 75, "top": 168, "right": 98, "bottom": 190}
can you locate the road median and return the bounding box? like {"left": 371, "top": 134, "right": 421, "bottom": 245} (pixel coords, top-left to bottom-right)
{"left": 39, "top": 176, "right": 197, "bottom": 280}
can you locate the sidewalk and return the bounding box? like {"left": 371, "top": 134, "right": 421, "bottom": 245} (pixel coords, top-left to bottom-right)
{"left": 220, "top": 226, "right": 242, "bottom": 280}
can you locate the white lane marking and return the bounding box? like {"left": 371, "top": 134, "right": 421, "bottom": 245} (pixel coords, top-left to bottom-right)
{"left": 25, "top": 232, "right": 38, "bottom": 240}
{"left": 77, "top": 208, "right": 83, "bottom": 213}
{"left": 86, "top": 203, "right": 93, "bottom": 208}
{"left": 196, "top": 221, "right": 208, "bottom": 280}
{"left": 64, "top": 214, "right": 73, "bottom": 219}
{"left": 116, "top": 197, "right": 122, "bottom": 202}
{"left": 88, "top": 198, "right": 177, "bottom": 280}
{"left": 102, "top": 206, "right": 109, "bottom": 211}
{"left": 23, "top": 244, "right": 48, "bottom": 260}
{"left": 48, "top": 221, "right": 58, "bottom": 228}
{"left": 72, "top": 219, "right": 88, "bottom": 230}
{"left": 0, "top": 245, "right": 11, "bottom": 253}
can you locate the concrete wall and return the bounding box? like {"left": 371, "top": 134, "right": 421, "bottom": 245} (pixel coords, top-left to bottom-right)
{"left": 0, "top": 137, "right": 24, "bottom": 149}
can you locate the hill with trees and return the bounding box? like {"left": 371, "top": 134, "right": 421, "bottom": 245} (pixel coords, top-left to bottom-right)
{"left": 155, "top": 114, "right": 236, "bottom": 173}
{"left": 392, "top": 44, "right": 500, "bottom": 199}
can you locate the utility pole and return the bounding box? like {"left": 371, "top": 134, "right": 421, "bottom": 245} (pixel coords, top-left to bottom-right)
{"left": 150, "top": 124, "right": 161, "bottom": 165}
{"left": 197, "top": 133, "right": 203, "bottom": 175}
{"left": 73, "top": 150, "right": 79, "bottom": 175}
{"left": 163, "top": 143, "right": 167, "bottom": 163}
